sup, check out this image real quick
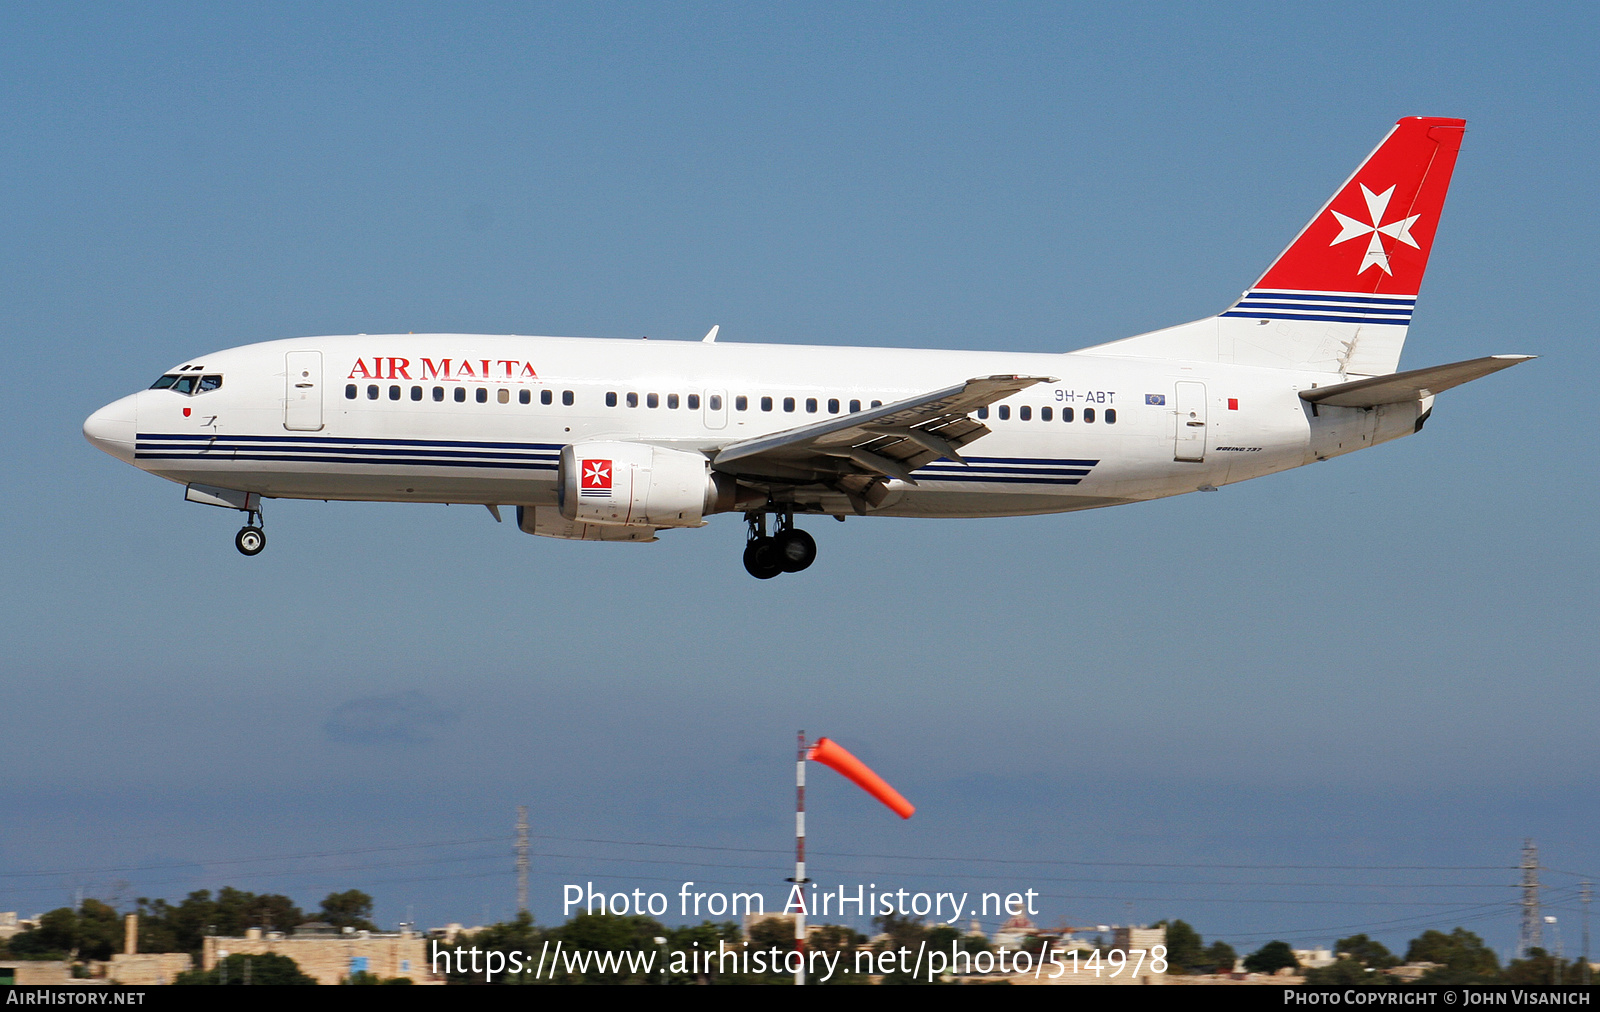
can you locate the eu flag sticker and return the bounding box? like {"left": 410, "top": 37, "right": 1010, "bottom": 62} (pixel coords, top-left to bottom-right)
{"left": 1145, "top": 393, "right": 1166, "bottom": 405}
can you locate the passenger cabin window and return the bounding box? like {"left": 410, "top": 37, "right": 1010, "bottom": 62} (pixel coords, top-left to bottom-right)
{"left": 433, "top": 386, "right": 444, "bottom": 401}
{"left": 647, "top": 393, "right": 659, "bottom": 408}
{"left": 997, "top": 405, "right": 1010, "bottom": 420}
{"left": 606, "top": 391, "right": 618, "bottom": 407}
{"left": 805, "top": 397, "right": 818, "bottom": 413}
{"left": 542, "top": 390, "right": 553, "bottom": 405}
{"left": 519, "top": 389, "right": 530, "bottom": 404}
{"left": 761, "top": 396, "right": 773, "bottom": 412}
{"left": 871, "top": 400, "right": 882, "bottom": 408}
{"left": 690, "top": 394, "right": 703, "bottom": 410}
{"left": 1084, "top": 407, "right": 1095, "bottom": 423}
{"left": 411, "top": 386, "right": 422, "bottom": 401}
{"left": 1019, "top": 405, "right": 1031, "bottom": 421}
{"left": 1042, "top": 406, "right": 1052, "bottom": 421}
{"left": 828, "top": 398, "right": 839, "bottom": 413}
{"left": 667, "top": 393, "right": 679, "bottom": 409}
{"left": 454, "top": 387, "right": 466, "bottom": 402}
{"left": 736, "top": 395, "right": 748, "bottom": 411}
{"left": 476, "top": 388, "right": 488, "bottom": 403}
{"left": 367, "top": 385, "right": 379, "bottom": 400}
{"left": 562, "top": 390, "right": 573, "bottom": 406}
{"left": 1062, "top": 407, "right": 1074, "bottom": 422}
{"left": 976, "top": 405, "right": 988, "bottom": 419}
{"left": 389, "top": 385, "right": 401, "bottom": 400}
{"left": 783, "top": 397, "right": 795, "bottom": 412}
{"left": 1105, "top": 408, "right": 1116, "bottom": 424}
{"left": 627, "top": 392, "right": 639, "bottom": 408}
{"left": 498, "top": 388, "right": 510, "bottom": 404}
{"left": 849, "top": 399, "right": 861, "bottom": 413}
{"left": 346, "top": 384, "right": 358, "bottom": 399}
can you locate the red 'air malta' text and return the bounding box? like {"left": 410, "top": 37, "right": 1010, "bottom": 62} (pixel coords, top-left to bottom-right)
{"left": 346, "top": 357, "right": 539, "bottom": 381}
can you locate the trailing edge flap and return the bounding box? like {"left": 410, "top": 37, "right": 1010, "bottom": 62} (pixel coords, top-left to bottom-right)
{"left": 1299, "top": 355, "right": 1535, "bottom": 408}
{"left": 712, "top": 375, "right": 1053, "bottom": 486}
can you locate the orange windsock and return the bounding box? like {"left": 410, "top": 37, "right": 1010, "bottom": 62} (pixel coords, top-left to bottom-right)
{"left": 807, "top": 737, "right": 915, "bottom": 819}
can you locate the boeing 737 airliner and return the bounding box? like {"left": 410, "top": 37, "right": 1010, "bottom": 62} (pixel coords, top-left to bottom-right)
{"left": 84, "top": 117, "right": 1530, "bottom": 577}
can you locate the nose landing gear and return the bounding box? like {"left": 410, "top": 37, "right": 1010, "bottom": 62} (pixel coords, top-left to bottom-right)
{"left": 235, "top": 508, "right": 266, "bottom": 557}
{"left": 743, "top": 511, "right": 817, "bottom": 579}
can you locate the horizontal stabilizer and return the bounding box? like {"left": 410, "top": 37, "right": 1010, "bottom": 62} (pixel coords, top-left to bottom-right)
{"left": 1299, "top": 355, "right": 1534, "bottom": 408}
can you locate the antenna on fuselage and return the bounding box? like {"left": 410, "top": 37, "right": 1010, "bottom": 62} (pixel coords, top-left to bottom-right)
{"left": 702, "top": 325, "right": 719, "bottom": 343}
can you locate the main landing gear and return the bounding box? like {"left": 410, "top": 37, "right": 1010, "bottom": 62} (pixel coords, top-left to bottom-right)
{"left": 743, "top": 511, "right": 817, "bottom": 580}
{"left": 234, "top": 508, "right": 266, "bottom": 557}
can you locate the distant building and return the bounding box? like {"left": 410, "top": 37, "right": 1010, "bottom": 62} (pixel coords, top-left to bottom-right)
{"left": 993, "top": 913, "right": 1036, "bottom": 949}
{"left": 0, "top": 962, "right": 76, "bottom": 985}
{"left": 201, "top": 925, "right": 436, "bottom": 985}
{"left": 1294, "top": 947, "right": 1335, "bottom": 969}
{"left": 1008, "top": 924, "right": 1168, "bottom": 986}
{"left": 101, "top": 914, "right": 191, "bottom": 984}
{"left": 0, "top": 913, "right": 39, "bottom": 942}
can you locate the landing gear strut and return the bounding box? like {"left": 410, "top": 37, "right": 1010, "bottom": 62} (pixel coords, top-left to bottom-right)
{"left": 235, "top": 509, "right": 266, "bottom": 557}
{"left": 743, "top": 510, "right": 817, "bottom": 579}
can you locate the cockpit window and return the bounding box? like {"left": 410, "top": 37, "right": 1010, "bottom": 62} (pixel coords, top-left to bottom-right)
{"left": 153, "top": 373, "right": 223, "bottom": 395}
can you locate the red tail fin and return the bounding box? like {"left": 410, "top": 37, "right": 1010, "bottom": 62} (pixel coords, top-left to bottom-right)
{"left": 1253, "top": 116, "right": 1465, "bottom": 297}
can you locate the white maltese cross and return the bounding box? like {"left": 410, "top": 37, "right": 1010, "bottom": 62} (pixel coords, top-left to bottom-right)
{"left": 1328, "top": 184, "right": 1421, "bottom": 275}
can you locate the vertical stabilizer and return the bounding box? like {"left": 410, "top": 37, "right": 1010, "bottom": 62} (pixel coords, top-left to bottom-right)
{"left": 1082, "top": 117, "right": 1466, "bottom": 376}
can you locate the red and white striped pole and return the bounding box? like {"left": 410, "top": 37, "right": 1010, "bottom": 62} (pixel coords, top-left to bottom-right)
{"left": 792, "top": 732, "right": 913, "bottom": 985}
{"left": 794, "top": 729, "right": 808, "bottom": 985}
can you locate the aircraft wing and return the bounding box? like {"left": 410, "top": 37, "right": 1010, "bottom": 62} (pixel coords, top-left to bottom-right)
{"left": 1299, "top": 355, "right": 1534, "bottom": 408}
{"left": 712, "top": 374, "right": 1053, "bottom": 511}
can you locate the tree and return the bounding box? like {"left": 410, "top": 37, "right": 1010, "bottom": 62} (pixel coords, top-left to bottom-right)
{"left": 72, "top": 900, "right": 122, "bottom": 961}
{"left": 543, "top": 912, "right": 667, "bottom": 984}
{"left": 174, "top": 952, "right": 316, "bottom": 985}
{"left": 1203, "top": 941, "right": 1237, "bottom": 974}
{"left": 1160, "top": 920, "right": 1205, "bottom": 973}
{"left": 318, "top": 890, "right": 376, "bottom": 932}
{"left": 809, "top": 924, "right": 869, "bottom": 985}
{"left": 1404, "top": 928, "right": 1499, "bottom": 975}
{"left": 1304, "top": 957, "right": 1396, "bottom": 986}
{"left": 661, "top": 920, "right": 747, "bottom": 984}
{"left": 344, "top": 970, "right": 414, "bottom": 984}
{"left": 1500, "top": 948, "right": 1586, "bottom": 985}
{"left": 7, "top": 901, "right": 122, "bottom": 962}
{"left": 870, "top": 912, "right": 934, "bottom": 984}
{"left": 447, "top": 911, "right": 545, "bottom": 984}
{"left": 1334, "top": 933, "right": 1399, "bottom": 968}
{"left": 1243, "top": 940, "right": 1299, "bottom": 974}
{"left": 871, "top": 911, "right": 929, "bottom": 951}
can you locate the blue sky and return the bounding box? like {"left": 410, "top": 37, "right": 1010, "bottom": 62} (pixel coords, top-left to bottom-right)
{"left": 2, "top": 3, "right": 1596, "bottom": 957}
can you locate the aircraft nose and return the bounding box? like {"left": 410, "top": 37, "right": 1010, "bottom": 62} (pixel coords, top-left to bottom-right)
{"left": 84, "top": 393, "right": 138, "bottom": 463}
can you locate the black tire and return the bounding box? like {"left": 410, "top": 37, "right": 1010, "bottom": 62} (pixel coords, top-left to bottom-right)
{"left": 235, "top": 526, "right": 266, "bottom": 556}
{"left": 742, "top": 537, "right": 783, "bottom": 579}
{"left": 774, "top": 528, "right": 817, "bottom": 572}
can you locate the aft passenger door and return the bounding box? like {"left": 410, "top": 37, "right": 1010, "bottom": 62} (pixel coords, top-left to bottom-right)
{"left": 284, "top": 351, "right": 324, "bottom": 431}
{"left": 1173, "top": 381, "right": 1206, "bottom": 462}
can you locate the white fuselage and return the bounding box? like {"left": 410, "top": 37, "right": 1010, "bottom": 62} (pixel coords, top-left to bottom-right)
{"left": 84, "top": 333, "right": 1422, "bottom": 522}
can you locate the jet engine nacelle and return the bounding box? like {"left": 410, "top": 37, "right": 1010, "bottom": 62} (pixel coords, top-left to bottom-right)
{"left": 559, "top": 441, "right": 733, "bottom": 528}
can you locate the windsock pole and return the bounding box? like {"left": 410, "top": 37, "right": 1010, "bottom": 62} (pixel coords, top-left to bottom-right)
{"left": 793, "top": 730, "right": 808, "bottom": 985}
